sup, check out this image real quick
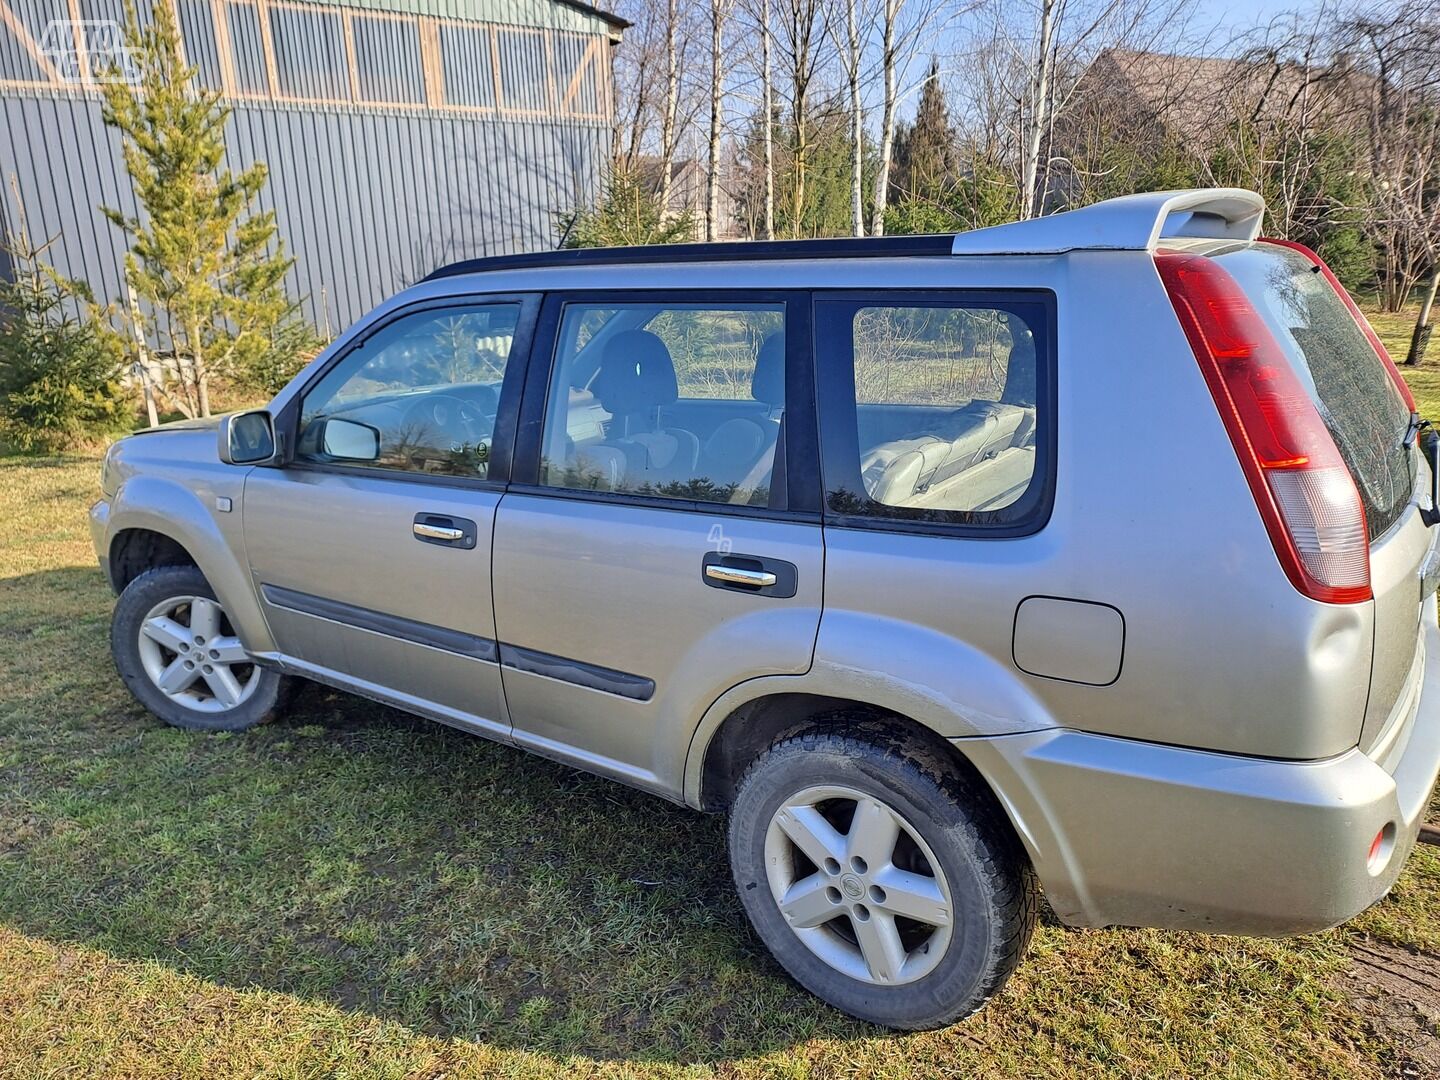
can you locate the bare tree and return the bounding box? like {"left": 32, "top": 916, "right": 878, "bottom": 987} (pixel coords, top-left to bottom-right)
{"left": 761, "top": 0, "right": 776, "bottom": 238}
{"left": 869, "top": 0, "right": 977, "bottom": 235}
{"left": 824, "top": 0, "right": 871, "bottom": 235}
{"left": 1342, "top": 0, "right": 1440, "bottom": 322}
{"left": 775, "top": 0, "right": 829, "bottom": 237}
{"left": 660, "top": 0, "right": 682, "bottom": 211}
{"left": 1019, "top": 0, "right": 1057, "bottom": 219}
{"left": 963, "top": 0, "right": 1199, "bottom": 218}
{"left": 706, "top": 0, "right": 736, "bottom": 240}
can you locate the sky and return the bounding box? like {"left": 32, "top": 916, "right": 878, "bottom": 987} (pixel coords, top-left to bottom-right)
{"left": 1191, "top": 0, "right": 1327, "bottom": 42}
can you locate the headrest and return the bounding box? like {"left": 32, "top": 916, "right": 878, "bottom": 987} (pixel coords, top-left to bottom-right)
{"left": 751, "top": 333, "right": 785, "bottom": 405}
{"left": 592, "top": 329, "right": 679, "bottom": 413}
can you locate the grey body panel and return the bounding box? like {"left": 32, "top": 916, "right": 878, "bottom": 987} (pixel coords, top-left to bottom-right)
{"left": 491, "top": 493, "right": 823, "bottom": 796}
{"left": 241, "top": 467, "right": 508, "bottom": 736}
{"left": 1363, "top": 502, "right": 1432, "bottom": 752}
{"left": 961, "top": 599, "right": 1440, "bottom": 934}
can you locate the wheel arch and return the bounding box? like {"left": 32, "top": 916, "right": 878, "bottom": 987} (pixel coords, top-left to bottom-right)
{"left": 109, "top": 527, "right": 199, "bottom": 592}
{"left": 693, "top": 691, "right": 1018, "bottom": 836}
{"left": 103, "top": 477, "right": 274, "bottom": 653}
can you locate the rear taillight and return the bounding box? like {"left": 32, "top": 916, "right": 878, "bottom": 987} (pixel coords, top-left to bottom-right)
{"left": 1156, "top": 252, "right": 1372, "bottom": 604}
{"left": 1260, "top": 237, "right": 1417, "bottom": 414}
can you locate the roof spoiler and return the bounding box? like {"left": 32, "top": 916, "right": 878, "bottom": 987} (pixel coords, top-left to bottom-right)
{"left": 949, "top": 189, "right": 1266, "bottom": 256}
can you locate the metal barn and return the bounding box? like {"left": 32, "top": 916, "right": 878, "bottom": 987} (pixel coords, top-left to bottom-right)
{"left": 0, "top": 0, "right": 624, "bottom": 331}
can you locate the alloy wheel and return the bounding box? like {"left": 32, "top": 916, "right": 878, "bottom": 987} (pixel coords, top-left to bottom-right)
{"left": 763, "top": 784, "right": 954, "bottom": 986}
{"left": 135, "top": 595, "right": 260, "bottom": 714}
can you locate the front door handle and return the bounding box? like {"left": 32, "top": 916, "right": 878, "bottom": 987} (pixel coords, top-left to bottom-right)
{"left": 412, "top": 514, "right": 478, "bottom": 549}
{"left": 701, "top": 552, "right": 798, "bottom": 598}
{"left": 414, "top": 522, "right": 465, "bottom": 542}
{"left": 705, "top": 564, "right": 777, "bottom": 588}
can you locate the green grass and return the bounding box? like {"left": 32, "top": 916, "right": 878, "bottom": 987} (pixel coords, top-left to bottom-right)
{"left": 0, "top": 301, "right": 1436, "bottom": 1077}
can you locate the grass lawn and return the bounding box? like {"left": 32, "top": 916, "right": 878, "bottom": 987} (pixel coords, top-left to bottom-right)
{"left": 0, "top": 302, "right": 1437, "bottom": 1078}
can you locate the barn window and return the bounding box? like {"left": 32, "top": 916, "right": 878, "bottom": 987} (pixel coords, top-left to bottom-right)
{"left": 351, "top": 13, "right": 424, "bottom": 105}
{"left": 269, "top": 2, "right": 349, "bottom": 102}
{"left": 436, "top": 21, "right": 495, "bottom": 110}
{"left": 494, "top": 27, "right": 550, "bottom": 113}
{"left": 175, "top": 0, "right": 223, "bottom": 91}
{"left": 224, "top": 0, "right": 269, "bottom": 96}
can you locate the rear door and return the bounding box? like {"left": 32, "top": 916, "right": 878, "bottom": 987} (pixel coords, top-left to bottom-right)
{"left": 243, "top": 296, "right": 537, "bottom": 738}
{"left": 1216, "top": 243, "right": 1428, "bottom": 752}
{"left": 490, "top": 291, "right": 822, "bottom": 796}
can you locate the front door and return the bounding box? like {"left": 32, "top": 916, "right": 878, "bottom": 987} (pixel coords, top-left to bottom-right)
{"left": 243, "top": 296, "right": 536, "bottom": 738}
{"left": 491, "top": 292, "right": 823, "bottom": 796}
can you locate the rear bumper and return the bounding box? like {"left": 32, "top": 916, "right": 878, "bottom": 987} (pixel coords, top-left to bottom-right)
{"left": 963, "top": 600, "right": 1440, "bottom": 935}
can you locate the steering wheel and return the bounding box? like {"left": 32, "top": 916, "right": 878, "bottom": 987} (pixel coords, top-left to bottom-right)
{"left": 401, "top": 393, "right": 488, "bottom": 447}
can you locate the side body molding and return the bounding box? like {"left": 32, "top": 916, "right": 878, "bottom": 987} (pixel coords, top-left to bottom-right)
{"left": 682, "top": 610, "right": 1059, "bottom": 807}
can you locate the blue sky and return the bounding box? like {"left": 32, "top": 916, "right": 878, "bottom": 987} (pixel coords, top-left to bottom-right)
{"left": 1193, "top": 0, "right": 1323, "bottom": 38}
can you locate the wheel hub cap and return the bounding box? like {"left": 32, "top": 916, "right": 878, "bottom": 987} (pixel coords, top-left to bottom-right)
{"left": 763, "top": 784, "right": 954, "bottom": 987}
{"left": 136, "top": 595, "right": 260, "bottom": 714}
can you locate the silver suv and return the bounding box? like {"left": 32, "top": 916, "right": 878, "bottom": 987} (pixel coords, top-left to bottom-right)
{"left": 91, "top": 189, "right": 1440, "bottom": 1029}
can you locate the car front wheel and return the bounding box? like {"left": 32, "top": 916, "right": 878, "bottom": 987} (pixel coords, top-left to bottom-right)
{"left": 111, "top": 565, "right": 287, "bottom": 732}
{"left": 728, "top": 727, "right": 1037, "bottom": 1029}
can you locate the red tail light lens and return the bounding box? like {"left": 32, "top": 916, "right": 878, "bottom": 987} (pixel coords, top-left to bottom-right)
{"left": 1260, "top": 237, "right": 1416, "bottom": 414}
{"left": 1156, "top": 252, "right": 1372, "bottom": 604}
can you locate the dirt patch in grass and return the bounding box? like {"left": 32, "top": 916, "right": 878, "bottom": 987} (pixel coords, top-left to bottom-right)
{"left": 1344, "top": 938, "right": 1440, "bottom": 1079}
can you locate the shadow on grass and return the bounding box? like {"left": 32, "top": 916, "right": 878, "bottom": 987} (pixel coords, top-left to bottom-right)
{"left": 0, "top": 568, "right": 886, "bottom": 1065}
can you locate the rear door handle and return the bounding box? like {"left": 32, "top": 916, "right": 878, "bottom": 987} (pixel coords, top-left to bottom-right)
{"left": 701, "top": 552, "right": 798, "bottom": 598}
{"left": 412, "top": 514, "right": 477, "bottom": 549}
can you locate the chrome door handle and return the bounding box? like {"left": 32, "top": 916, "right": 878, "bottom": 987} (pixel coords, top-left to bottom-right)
{"left": 414, "top": 522, "right": 465, "bottom": 542}
{"left": 705, "top": 564, "right": 777, "bottom": 588}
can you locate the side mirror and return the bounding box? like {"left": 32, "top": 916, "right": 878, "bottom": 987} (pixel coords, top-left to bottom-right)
{"left": 317, "top": 417, "right": 381, "bottom": 462}
{"left": 217, "top": 410, "right": 277, "bottom": 465}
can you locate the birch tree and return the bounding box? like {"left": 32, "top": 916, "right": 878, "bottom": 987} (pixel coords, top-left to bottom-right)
{"left": 761, "top": 0, "right": 776, "bottom": 238}
{"left": 870, "top": 0, "right": 975, "bottom": 235}
{"left": 775, "top": 0, "right": 828, "bottom": 237}
{"left": 706, "top": 0, "right": 735, "bottom": 240}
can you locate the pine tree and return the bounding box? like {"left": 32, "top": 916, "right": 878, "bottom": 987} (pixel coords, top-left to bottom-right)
{"left": 558, "top": 168, "right": 696, "bottom": 248}
{"left": 0, "top": 209, "right": 125, "bottom": 451}
{"left": 890, "top": 59, "right": 956, "bottom": 203}
{"left": 100, "top": 1, "right": 314, "bottom": 417}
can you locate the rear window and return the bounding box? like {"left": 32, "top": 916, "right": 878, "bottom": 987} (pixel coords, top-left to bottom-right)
{"left": 1214, "top": 245, "right": 1414, "bottom": 540}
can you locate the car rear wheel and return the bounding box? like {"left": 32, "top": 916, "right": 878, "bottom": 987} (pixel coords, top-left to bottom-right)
{"left": 111, "top": 565, "right": 287, "bottom": 732}
{"left": 728, "top": 727, "right": 1037, "bottom": 1029}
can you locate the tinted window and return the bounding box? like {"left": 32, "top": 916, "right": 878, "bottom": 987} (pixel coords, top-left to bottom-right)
{"left": 298, "top": 304, "right": 519, "bottom": 478}
{"left": 1216, "top": 246, "right": 1413, "bottom": 539}
{"left": 818, "top": 298, "right": 1050, "bottom": 529}
{"left": 539, "top": 302, "right": 786, "bottom": 507}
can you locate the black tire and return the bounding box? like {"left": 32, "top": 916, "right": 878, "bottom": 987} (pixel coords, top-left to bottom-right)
{"left": 728, "top": 725, "right": 1037, "bottom": 1029}
{"left": 111, "top": 565, "right": 288, "bottom": 732}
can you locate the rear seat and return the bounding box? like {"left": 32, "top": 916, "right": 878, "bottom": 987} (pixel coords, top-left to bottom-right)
{"left": 861, "top": 401, "right": 1033, "bottom": 506}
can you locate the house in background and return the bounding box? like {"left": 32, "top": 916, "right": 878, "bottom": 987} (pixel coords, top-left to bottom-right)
{"left": 635, "top": 156, "right": 743, "bottom": 241}
{"left": 0, "top": 0, "right": 626, "bottom": 332}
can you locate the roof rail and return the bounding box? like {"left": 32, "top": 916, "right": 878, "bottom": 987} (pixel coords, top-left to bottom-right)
{"left": 948, "top": 189, "right": 1265, "bottom": 256}
{"left": 422, "top": 234, "right": 957, "bottom": 282}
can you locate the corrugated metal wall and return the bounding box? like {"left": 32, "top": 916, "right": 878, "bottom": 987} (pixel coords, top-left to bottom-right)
{"left": 0, "top": 0, "right": 617, "bottom": 332}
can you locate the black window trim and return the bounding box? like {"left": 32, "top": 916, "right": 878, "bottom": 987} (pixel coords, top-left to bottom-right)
{"left": 814, "top": 287, "right": 1058, "bottom": 539}
{"left": 271, "top": 292, "right": 541, "bottom": 490}
{"left": 509, "top": 289, "right": 820, "bottom": 521}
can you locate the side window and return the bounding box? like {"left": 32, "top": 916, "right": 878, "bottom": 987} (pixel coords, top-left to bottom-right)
{"left": 297, "top": 303, "right": 520, "bottom": 478}
{"left": 538, "top": 302, "right": 787, "bottom": 507}
{"left": 818, "top": 298, "right": 1050, "bottom": 529}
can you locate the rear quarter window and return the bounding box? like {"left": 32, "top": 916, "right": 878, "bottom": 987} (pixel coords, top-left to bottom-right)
{"left": 1215, "top": 246, "right": 1414, "bottom": 540}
